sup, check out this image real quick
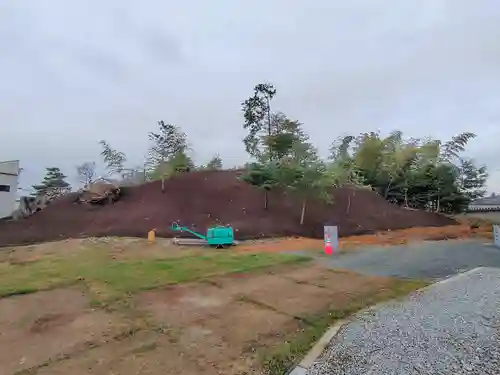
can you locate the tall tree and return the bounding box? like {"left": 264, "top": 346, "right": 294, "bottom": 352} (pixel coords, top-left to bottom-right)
{"left": 329, "top": 130, "right": 485, "bottom": 213}
{"left": 263, "top": 113, "right": 309, "bottom": 162}
{"left": 440, "top": 132, "right": 476, "bottom": 162}
{"left": 458, "top": 158, "right": 488, "bottom": 201}
{"left": 431, "top": 132, "right": 477, "bottom": 210}
{"left": 147, "top": 120, "right": 189, "bottom": 192}
{"left": 99, "top": 140, "right": 127, "bottom": 177}
{"left": 32, "top": 167, "right": 71, "bottom": 198}
{"left": 328, "top": 136, "right": 365, "bottom": 214}
{"left": 328, "top": 135, "right": 364, "bottom": 186}
{"left": 205, "top": 154, "right": 223, "bottom": 170}
{"left": 241, "top": 111, "right": 312, "bottom": 209}
{"left": 76, "top": 162, "right": 96, "bottom": 187}
{"left": 241, "top": 84, "right": 290, "bottom": 209}
{"left": 242, "top": 83, "right": 277, "bottom": 159}
{"left": 276, "top": 142, "right": 333, "bottom": 224}
{"left": 166, "top": 151, "right": 194, "bottom": 174}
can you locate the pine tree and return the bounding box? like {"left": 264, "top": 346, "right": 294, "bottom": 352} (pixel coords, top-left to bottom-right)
{"left": 32, "top": 167, "right": 71, "bottom": 197}
{"left": 242, "top": 83, "right": 277, "bottom": 160}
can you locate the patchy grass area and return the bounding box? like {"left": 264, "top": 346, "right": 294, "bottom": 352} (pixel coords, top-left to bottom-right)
{"left": 0, "top": 247, "right": 308, "bottom": 300}
{"left": 260, "top": 278, "right": 429, "bottom": 375}
{"left": 135, "top": 266, "right": 427, "bottom": 375}
{"left": 0, "top": 238, "right": 427, "bottom": 375}
{"left": 0, "top": 237, "right": 203, "bottom": 264}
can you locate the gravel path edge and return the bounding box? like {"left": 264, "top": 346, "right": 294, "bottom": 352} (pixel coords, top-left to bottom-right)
{"left": 287, "top": 267, "right": 487, "bottom": 375}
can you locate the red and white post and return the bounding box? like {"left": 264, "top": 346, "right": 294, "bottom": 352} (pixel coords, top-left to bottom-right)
{"left": 324, "top": 226, "right": 338, "bottom": 255}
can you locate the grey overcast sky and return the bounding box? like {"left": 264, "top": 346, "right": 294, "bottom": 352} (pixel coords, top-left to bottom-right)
{"left": 1, "top": 0, "right": 500, "bottom": 193}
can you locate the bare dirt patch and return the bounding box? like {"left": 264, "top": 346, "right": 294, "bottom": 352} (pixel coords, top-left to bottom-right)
{"left": 29, "top": 313, "right": 74, "bottom": 334}
{"left": 241, "top": 269, "right": 392, "bottom": 318}
{"left": 137, "top": 282, "right": 234, "bottom": 326}
{"left": 31, "top": 300, "right": 290, "bottom": 375}
{"left": 0, "top": 288, "right": 131, "bottom": 375}
{"left": 134, "top": 264, "right": 397, "bottom": 374}
{"left": 174, "top": 300, "right": 299, "bottom": 374}
{"left": 277, "top": 266, "right": 392, "bottom": 291}
{"left": 275, "top": 265, "right": 358, "bottom": 287}
{"left": 33, "top": 331, "right": 218, "bottom": 375}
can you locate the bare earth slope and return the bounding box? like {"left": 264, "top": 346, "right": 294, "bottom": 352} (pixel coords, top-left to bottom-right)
{"left": 0, "top": 170, "right": 455, "bottom": 246}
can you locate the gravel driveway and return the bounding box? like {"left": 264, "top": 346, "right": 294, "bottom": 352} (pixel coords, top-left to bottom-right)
{"left": 317, "top": 239, "right": 500, "bottom": 279}
{"left": 308, "top": 267, "right": 500, "bottom": 375}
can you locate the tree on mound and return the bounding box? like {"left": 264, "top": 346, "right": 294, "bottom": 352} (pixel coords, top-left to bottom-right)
{"left": 241, "top": 83, "right": 318, "bottom": 210}
{"left": 241, "top": 107, "right": 335, "bottom": 220}
{"left": 32, "top": 167, "right": 71, "bottom": 198}
{"left": 76, "top": 161, "right": 96, "bottom": 188}
{"left": 242, "top": 82, "right": 276, "bottom": 160}
{"left": 457, "top": 158, "right": 488, "bottom": 201}
{"left": 327, "top": 131, "right": 487, "bottom": 213}
{"left": 205, "top": 154, "right": 223, "bottom": 170}
{"left": 147, "top": 120, "right": 192, "bottom": 192}
{"left": 240, "top": 163, "right": 278, "bottom": 209}
{"left": 163, "top": 150, "right": 194, "bottom": 174}
{"left": 239, "top": 83, "right": 486, "bottom": 217}
{"left": 99, "top": 140, "right": 127, "bottom": 177}
{"left": 197, "top": 154, "right": 223, "bottom": 171}
{"left": 274, "top": 141, "right": 333, "bottom": 224}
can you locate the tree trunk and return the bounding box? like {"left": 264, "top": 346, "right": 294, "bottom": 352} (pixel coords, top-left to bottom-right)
{"left": 346, "top": 193, "right": 351, "bottom": 215}
{"left": 161, "top": 156, "right": 166, "bottom": 193}
{"left": 404, "top": 189, "right": 408, "bottom": 207}
{"left": 264, "top": 190, "right": 268, "bottom": 209}
{"left": 384, "top": 181, "right": 392, "bottom": 199}
{"left": 300, "top": 199, "right": 307, "bottom": 225}
{"left": 266, "top": 97, "right": 272, "bottom": 136}
{"left": 266, "top": 97, "right": 273, "bottom": 162}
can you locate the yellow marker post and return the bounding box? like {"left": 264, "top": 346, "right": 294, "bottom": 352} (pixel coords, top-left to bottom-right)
{"left": 147, "top": 229, "right": 156, "bottom": 243}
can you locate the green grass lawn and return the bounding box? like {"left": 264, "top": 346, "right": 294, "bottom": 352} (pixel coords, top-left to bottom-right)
{"left": 0, "top": 251, "right": 309, "bottom": 301}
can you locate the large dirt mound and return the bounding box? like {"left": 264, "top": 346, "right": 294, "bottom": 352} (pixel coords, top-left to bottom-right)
{"left": 0, "top": 170, "right": 456, "bottom": 246}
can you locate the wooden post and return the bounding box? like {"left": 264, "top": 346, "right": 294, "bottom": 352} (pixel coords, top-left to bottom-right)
{"left": 148, "top": 229, "right": 156, "bottom": 243}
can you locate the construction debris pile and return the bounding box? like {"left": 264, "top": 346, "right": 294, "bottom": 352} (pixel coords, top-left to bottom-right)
{"left": 9, "top": 179, "right": 121, "bottom": 221}
{"left": 75, "top": 179, "right": 121, "bottom": 204}
{"left": 0, "top": 170, "right": 456, "bottom": 247}
{"left": 12, "top": 195, "right": 52, "bottom": 220}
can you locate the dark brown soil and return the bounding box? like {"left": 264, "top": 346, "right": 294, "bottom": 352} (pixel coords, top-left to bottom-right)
{"left": 0, "top": 170, "right": 456, "bottom": 246}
